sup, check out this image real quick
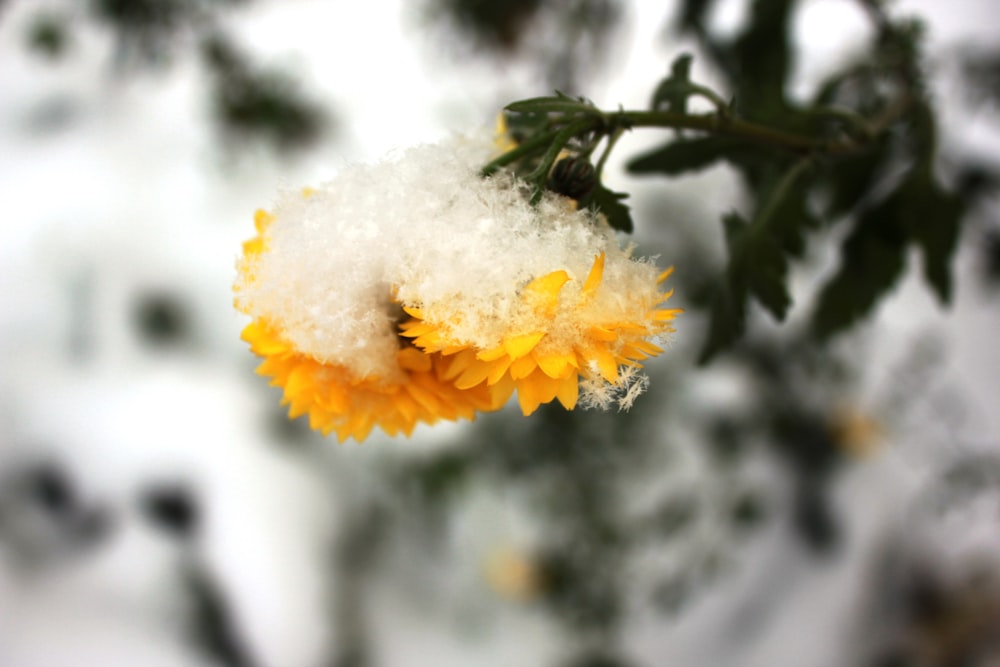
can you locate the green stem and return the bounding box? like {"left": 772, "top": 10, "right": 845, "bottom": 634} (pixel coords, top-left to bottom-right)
{"left": 806, "top": 106, "right": 876, "bottom": 139}
{"left": 689, "top": 84, "right": 729, "bottom": 113}
{"left": 595, "top": 127, "right": 624, "bottom": 179}
{"left": 608, "top": 110, "right": 860, "bottom": 155}
{"left": 754, "top": 157, "right": 814, "bottom": 231}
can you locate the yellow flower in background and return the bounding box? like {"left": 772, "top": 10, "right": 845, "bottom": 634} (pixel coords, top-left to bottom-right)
{"left": 830, "top": 406, "right": 883, "bottom": 458}
{"left": 484, "top": 546, "right": 544, "bottom": 602}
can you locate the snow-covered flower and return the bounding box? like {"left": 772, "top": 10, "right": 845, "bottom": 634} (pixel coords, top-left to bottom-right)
{"left": 234, "top": 134, "right": 679, "bottom": 441}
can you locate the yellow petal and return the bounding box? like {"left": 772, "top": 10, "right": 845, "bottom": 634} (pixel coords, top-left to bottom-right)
{"left": 509, "top": 355, "right": 538, "bottom": 380}
{"left": 503, "top": 331, "right": 546, "bottom": 360}
{"left": 398, "top": 321, "right": 437, "bottom": 338}
{"left": 477, "top": 344, "right": 508, "bottom": 362}
{"left": 525, "top": 270, "right": 570, "bottom": 315}
{"left": 489, "top": 375, "right": 516, "bottom": 409}
{"left": 516, "top": 378, "right": 544, "bottom": 416}
{"left": 556, "top": 376, "right": 579, "bottom": 409}
{"left": 587, "top": 326, "right": 618, "bottom": 342}
{"left": 588, "top": 346, "right": 619, "bottom": 383}
{"left": 402, "top": 306, "right": 425, "bottom": 318}
{"left": 486, "top": 356, "right": 514, "bottom": 385}
{"left": 397, "top": 347, "right": 433, "bottom": 373}
{"left": 582, "top": 252, "right": 605, "bottom": 296}
{"left": 654, "top": 308, "right": 682, "bottom": 321}
{"left": 536, "top": 351, "right": 576, "bottom": 379}
{"left": 455, "top": 360, "right": 492, "bottom": 389}
{"left": 441, "top": 348, "right": 477, "bottom": 380}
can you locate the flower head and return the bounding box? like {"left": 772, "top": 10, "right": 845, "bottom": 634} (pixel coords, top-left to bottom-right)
{"left": 234, "top": 133, "right": 679, "bottom": 441}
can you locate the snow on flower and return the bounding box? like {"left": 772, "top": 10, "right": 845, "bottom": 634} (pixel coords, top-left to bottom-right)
{"left": 234, "top": 133, "right": 680, "bottom": 441}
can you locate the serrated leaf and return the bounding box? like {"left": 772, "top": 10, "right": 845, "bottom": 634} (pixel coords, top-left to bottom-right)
{"left": 731, "top": 0, "right": 796, "bottom": 119}
{"left": 897, "top": 172, "right": 965, "bottom": 304}
{"left": 701, "top": 165, "right": 818, "bottom": 362}
{"left": 894, "top": 102, "right": 965, "bottom": 305}
{"left": 737, "top": 167, "right": 814, "bottom": 321}
{"left": 582, "top": 183, "right": 633, "bottom": 233}
{"left": 811, "top": 194, "right": 909, "bottom": 339}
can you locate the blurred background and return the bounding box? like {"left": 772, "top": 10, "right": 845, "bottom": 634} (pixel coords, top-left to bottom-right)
{"left": 1, "top": 1, "right": 999, "bottom": 666}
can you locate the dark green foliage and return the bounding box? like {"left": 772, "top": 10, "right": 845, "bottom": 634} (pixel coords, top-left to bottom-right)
{"left": 624, "top": 0, "right": 970, "bottom": 360}
{"left": 423, "top": 0, "right": 623, "bottom": 91}
{"left": 644, "top": 495, "right": 698, "bottom": 540}
{"left": 21, "top": 0, "right": 327, "bottom": 154}
{"left": 139, "top": 483, "right": 198, "bottom": 538}
{"left": 185, "top": 566, "right": 256, "bottom": 667}
{"left": 26, "top": 13, "right": 69, "bottom": 59}
{"left": 811, "top": 102, "right": 965, "bottom": 339}
{"left": 427, "top": 0, "right": 546, "bottom": 51}
{"left": 729, "top": 0, "right": 795, "bottom": 116}
{"left": 961, "top": 46, "right": 1000, "bottom": 108}
{"left": 811, "top": 196, "right": 909, "bottom": 340}
{"left": 986, "top": 231, "right": 1000, "bottom": 286}
{"left": 699, "top": 162, "right": 817, "bottom": 362}
{"left": 729, "top": 491, "right": 766, "bottom": 529}
{"left": 202, "top": 34, "right": 326, "bottom": 152}
{"left": 560, "top": 651, "right": 635, "bottom": 667}
{"left": 133, "top": 291, "right": 190, "bottom": 347}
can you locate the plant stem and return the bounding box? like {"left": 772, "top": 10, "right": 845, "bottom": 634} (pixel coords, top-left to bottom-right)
{"left": 754, "top": 157, "right": 814, "bottom": 231}
{"left": 595, "top": 127, "right": 624, "bottom": 178}
{"left": 607, "top": 110, "right": 860, "bottom": 155}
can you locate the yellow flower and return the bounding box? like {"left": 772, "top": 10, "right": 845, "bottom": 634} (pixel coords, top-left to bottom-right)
{"left": 233, "top": 136, "right": 681, "bottom": 441}
{"left": 484, "top": 546, "right": 544, "bottom": 602}
{"left": 830, "top": 406, "right": 882, "bottom": 458}
{"left": 400, "top": 252, "right": 681, "bottom": 415}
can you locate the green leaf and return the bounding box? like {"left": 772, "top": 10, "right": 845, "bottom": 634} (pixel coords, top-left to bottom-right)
{"left": 699, "top": 231, "right": 749, "bottom": 365}
{"left": 896, "top": 102, "right": 965, "bottom": 304}
{"left": 700, "top": 163, "right": 817, "bottom": 362}
{"left": 627, "top": 136, "right": 761, "bottom": 176}
{"left": 897, "top": 171, "right": 965, "bottom": 304}
{"left": 505, "top": 92, "right": 595, "bottom": 115}
{"left": 651, "top": 53, "right": 695, "bottom": 113}
{"left": 675, "top": 0, "right": 714, "bottom": 34}
{"left": 582, "top": 182, "right": 633, "bottom": 233}
{"left": 729, "top": 0, "right": 796, "bottom": 120}
{"left": 738, "top": 164, "right": 815, "bottom": 320}
{"left": 811, "top": 194, "right": 909, "bottom": 339}
{"left": 819, "top": 140, "right": 892, "bottom": 220}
